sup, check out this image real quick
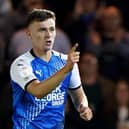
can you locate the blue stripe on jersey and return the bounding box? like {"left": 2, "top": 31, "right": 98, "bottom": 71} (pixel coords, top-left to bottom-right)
{"left": 11, "top": 53, "right": 71, "bottom": 129}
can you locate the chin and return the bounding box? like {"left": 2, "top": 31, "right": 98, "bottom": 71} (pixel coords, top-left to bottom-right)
{"left": 44, "top": 47, "right": 52, "bottom": 52}
{"left": 43, "top": 44, "right": 53, "bottom": 52}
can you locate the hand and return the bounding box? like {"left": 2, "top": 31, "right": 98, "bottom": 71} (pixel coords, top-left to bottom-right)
{"left": 65, "top": 43, "right": 80, "bottom": 70}
{"left": 79, "top": 104, "right": 93, "bottom": 121}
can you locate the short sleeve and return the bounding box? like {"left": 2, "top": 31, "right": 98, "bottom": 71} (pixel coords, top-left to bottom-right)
{"left": 10, "top": 58, "right": 37, "bottom": 90}
{"left": 69, "top": 63, "right": 81, "bottom": 89}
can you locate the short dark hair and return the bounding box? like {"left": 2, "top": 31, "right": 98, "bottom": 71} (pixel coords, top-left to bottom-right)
{"left": 27, "top": 9, "right": 56, "bottom": 26}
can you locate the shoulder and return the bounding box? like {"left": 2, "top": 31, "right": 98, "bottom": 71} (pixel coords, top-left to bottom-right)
{"left": 52, "top": 50, "right": 68, "bottom": 60}
{"left": 10, "top": 51, "right": 34, "bottom": 68}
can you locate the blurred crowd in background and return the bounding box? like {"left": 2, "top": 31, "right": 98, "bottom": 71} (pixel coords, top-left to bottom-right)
{"left": 1, "top": 0, "right": 129, "bottom": 129}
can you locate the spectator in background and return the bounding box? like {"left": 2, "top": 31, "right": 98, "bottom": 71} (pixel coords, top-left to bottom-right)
{"left": 79, "top": 52, "right": 103, "bottom": 114}
{"left": 86, "top": 6, "right": 129, "bottom": 80}
{"left": 65, "top": 51, "right": 104, "bottom": 129}
{"left": 102, "top": 79, "right": 129, "bottom": 129}
{"left": 105, "top": 0, "right": 129, "bottom": 31}
{"left": 64, "top": 0, "right": 104, "bottom": 53}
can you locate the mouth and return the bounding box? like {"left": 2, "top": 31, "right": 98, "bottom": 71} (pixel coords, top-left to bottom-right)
{"left": 45, "top": 40, "right": 52, "bottom": 46}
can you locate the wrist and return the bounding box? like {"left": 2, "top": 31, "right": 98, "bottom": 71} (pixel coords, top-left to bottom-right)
{"left": 78, "top": 102, "right": 88, "bottom": 113}
{"left": 63, "top": 63, "right": 73, "bottom": 73}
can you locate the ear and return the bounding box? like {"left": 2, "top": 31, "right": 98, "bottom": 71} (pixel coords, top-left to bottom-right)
{"left": 26, "top": 28, "right": 31, "bottom": 39}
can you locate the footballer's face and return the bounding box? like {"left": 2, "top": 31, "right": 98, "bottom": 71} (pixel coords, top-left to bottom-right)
{"left": 27, "top": 18, "right": 56, "bottom": 53}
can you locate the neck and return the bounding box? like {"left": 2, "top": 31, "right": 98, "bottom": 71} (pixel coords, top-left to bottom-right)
{"left": 32, "top": 48, "right": 52, "bottom": 62}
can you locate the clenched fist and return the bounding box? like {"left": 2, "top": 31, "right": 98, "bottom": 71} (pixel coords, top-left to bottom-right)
{"left": 79, "top": 104, "right": 93, "bottom": 121}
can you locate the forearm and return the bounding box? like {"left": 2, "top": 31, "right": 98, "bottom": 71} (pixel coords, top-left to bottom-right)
{"left": 77, "top": 89, "right": 89, "bottom": 112}
{"left": 69, "top": 86, "right": 93, "bottom": 121}
{"left": 27, "top": 65, "right": 72, "bottom": 98}
{"left": 69, "top": 86, "right": 89, "bottom": 112}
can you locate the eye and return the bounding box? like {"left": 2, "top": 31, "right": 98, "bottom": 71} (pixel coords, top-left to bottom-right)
{"left": 50, "top": 27, "right": 55, "bottom": 31}
{"left": 38, "top": 27, "right": 46, "bottom": 32}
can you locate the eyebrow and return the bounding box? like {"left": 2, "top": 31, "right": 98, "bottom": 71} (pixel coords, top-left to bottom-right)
{"left": 38, "top": 26, "right": 55, "bottom": 30}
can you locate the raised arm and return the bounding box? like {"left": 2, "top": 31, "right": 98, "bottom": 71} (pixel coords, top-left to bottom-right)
{"left": 26, "top": 43, "right": 80, "bottom": 98}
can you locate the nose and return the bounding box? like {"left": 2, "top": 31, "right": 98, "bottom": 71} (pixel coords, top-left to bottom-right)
{"left": 45, "top": 30, "right": 52, "bottom": 38}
